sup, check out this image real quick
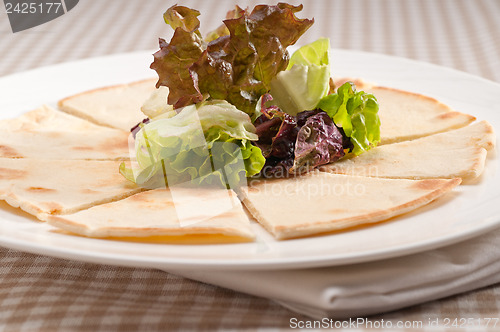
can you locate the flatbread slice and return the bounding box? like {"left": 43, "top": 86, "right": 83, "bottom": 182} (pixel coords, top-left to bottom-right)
{"left": 369, "top": 87, "right": 476, "bottom": 144}
{"left": 47, "top": 188, "right": 255, "bottom": 241}
{"left": 240, "top": 172, "right": 461, "bottom": 239}
{"left": 0, "top": 158, "right": 141, "bottom": 220}
{"left": 321, "top": 121, "right": 495, "bottom": 181}
{"left": 58, "top": 78, "right": 156, "bottom": 131}
{"left": 0, "top": 105, "right": 131, "bottom": 160}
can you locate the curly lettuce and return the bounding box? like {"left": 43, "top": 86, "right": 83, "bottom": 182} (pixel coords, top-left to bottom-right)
{"left": 254, "top": 107, "right": 345, "bottom": 177}
{"left": 150, "top": 4, "right": 313, "bottom": 115}
{"left": 317, "top": 82, "right": 380, "bottom": 155}
{"left": 121, "top": 100, "right": 265, "bottom": 188}
{"left": 163, "top": 5, "right": 201, "bottom": 32}
{"left": 291, "top": 111, "right": 344, "bottom": 173}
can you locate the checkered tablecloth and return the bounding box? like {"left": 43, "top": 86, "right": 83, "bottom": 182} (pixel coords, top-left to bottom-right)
{"left": 1, "top": 0, "right": 500, "bottom": 330}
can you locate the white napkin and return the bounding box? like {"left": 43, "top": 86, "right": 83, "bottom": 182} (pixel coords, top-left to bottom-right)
{"left": 168, "top": 228, "right": 500, "bottom": 319}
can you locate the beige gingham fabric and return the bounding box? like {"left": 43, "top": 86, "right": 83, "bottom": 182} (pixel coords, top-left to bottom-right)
{"left": 1, "top": 0, "right": 500, "bottom": 330}
{"left": 1, "top": 247, "right": 500, "bottom": 331}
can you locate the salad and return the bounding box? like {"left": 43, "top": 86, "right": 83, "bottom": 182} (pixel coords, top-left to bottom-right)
{"left": 121, "top": 3, "right": 381, "bottom": 187}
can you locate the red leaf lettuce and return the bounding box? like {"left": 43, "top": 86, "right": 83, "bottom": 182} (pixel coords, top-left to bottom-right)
{"left": 150, "top": 3, "right": 313, "bottom": 115}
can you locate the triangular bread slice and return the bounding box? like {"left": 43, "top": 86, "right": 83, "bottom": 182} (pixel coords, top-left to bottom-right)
{"left": 369, "top": 87, "right": 476, "bottom": 144}
{"left": 58, "top": 78, "right": 156, "bottom": 131}
{"left": 320, "top": 121, "right": 495, "bottom": 181}
{"left": 0, "top": 158, "right": 141, "bottom": 220}
{"left": 47, "top": 188, "right": 255, "bottom": 241}
{"left": 0, "top": 106, "right": 131, "bottom": 160}
{"left": 240, "top": 172, "right": 461, "bottom": 239}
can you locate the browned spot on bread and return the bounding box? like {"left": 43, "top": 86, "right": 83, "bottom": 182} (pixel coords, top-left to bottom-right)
{"left": 128, "top": 192, "right": 152, "bottom": 202}
{"left": 246, "top": 186, "right": 261, "bottom": 194}
{"left": 81, "top": 188, "right": 100, "bottom": 195}
{"left": 410, "top": 179, "right": 445, "bottom": 191}
{"left": 201, "top": 209, "right": 241, "bottom": 222}
{"left": 484, "top": 123, "right": 495, "bottom": 134}
{"left": 130, "top": 194, "right": 172, "bottom": 204}
{"left": 46, "top": 132, "right": 63, "bottom": 138}
{"left": 0, "top": 145, "right": 22, "bottom": 158}
{"left": 97, "top": 133, "right": 129, "bottom": 152}
{"left": 435, "top": 112, "right": 475, "bottom": 121}
{"left": 411, "top": 178, "right": 461, "bottom": 191}
{"left": 216, "top": 209, "right": 240, "bottom": 219}
{"left": 127, "top": 191, "right": 174, "bottom": 209}
{"left": 437, "top": 112, "right": 460, "bottom": 119}
{"left": 0, "top": 167, "right": 27, "bottom": 179}
{"left": 72, "top": 146, "right": 94, "bottom": 151}
{"left": 26, "top": 187, "right": 56, "bottom": 193}
{"left": 329, "top": 208, "right": 348, "bottom": 214}
{"left": 40, "top": 202, "right": 64, "bottom": 214}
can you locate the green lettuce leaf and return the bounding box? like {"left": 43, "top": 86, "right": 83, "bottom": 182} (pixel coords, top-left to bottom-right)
{"left": 269, "top": 63, "right": 330, "bottom": 115}
{"left": 140, "top": 86, "right": 175, "bottom": 119}
{"left": 151, "top": 4, "right": 313, "bottom": 115}
{"left": 121, "top": 100, "right": 265, "bottom": 188}
{"left": 270, "top": 38, "right": 330, "bottom": 115}
{"left": 317, "top": 82, "right": 381, "bottom": 155}
{"left": 287, "top": 37, "right": 330, "bottom": 68}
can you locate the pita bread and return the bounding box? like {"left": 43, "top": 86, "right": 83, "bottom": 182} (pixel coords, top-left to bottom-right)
{"left": 321, "top": 121, "right": 495, "bottom": 181}
{"left": 240, "top": 172, "right": 461, "bottom": 239}
{"left": 0, "top": 105, "right": 131, "bottom": 160}
{"left": 58, "top": 78, "right": 156, "bottom": 131}
{"left": 368, "top": 87, "right": 476, "bottom": 144}
{"left": 0, "top": 158, "right": 141, "bottom": 220}
{"left": 47, "top": 188, "right": 255, "bottom": 241}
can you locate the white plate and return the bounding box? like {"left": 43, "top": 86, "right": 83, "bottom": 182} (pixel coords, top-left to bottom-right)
{"left": 0, "top": 50, "right": 499, "bottom": 271}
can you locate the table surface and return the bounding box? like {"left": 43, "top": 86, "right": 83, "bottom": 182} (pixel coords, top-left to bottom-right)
{"left": 1, "top": 0, "right": 500, "bottom": 330}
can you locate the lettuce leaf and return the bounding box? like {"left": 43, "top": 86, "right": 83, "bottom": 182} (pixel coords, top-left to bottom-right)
{"left": 270, "top": 64, "right": 330, "bottom": 115}
{"left": 205, "top": 6, "right": 246, "bottom": 42}
{"left": 291, "top": 111, "right": 344, "bottom": 173}
{"left": 254, "top": 108, "right": 344, "bottom": 177}
{"left": 151, "top": 32, "right": 204, "bottom": 109}
{"left": 151, "top": 4, "right": 313, "bottom": 115}
{"left": 121, "top": 100, "right": 265, "bottom": 188}
{"left": 270, "top": 39, "right": 381, "bottom": 157}
{"left": 317, "top": 82, "right": 380, "bottom": 155}
{"left": 140, "top": 86, "right": 175, "bottom": 119}
{"left": 270, "top": 38, "right": 330, "bottom": 115}
{"left": 288, "top": 37, "right": 330, "bottom": 68}
{"left": 163, "top": 5, "right": 201, "bottom": 32}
